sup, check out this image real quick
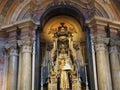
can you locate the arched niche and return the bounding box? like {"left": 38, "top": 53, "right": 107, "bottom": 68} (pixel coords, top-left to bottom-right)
{"left": 41, "top": 16, "right": 86, "bottom": 43}
{"left": 39, "top": 5, "right": 85, "bottom": 30}
{"left": 35, "top": 4, "right": 95, "bottom": 90}
{"left": 39, "top": 15, "right": 87, "bottom": 90}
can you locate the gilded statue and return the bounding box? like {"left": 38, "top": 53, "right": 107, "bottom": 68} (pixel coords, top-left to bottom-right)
{"left": 47, "top": 22, "right": 83, "bottom": 90}
{"left": 59, "top": 58, "right": 70, "bottom": 89}
{"left": 58, "top": 44, "right": 72, "bottom": 89}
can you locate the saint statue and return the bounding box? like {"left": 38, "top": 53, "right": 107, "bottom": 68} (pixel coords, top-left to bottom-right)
{"left": 58, "top": 44, "right": 72, "bottom": 90}
{"left": 48, "top": 22, "right": 83, "bottom": 90}
{"left": 59, "top": 58, "right": 70, "bottom": 89}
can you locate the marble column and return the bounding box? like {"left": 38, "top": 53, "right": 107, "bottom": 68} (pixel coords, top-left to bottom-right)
{"left": 20, "top": 40, "right": 32, "bottom": 90}
{"left": 7, "top": 47, "right": 18, "bottom": 90}
{"left": 95, "top": 42, "right": 112, "bottom": 90}
{"left": 91, "top": 39, "right": 98, "bottom": 90}
{"left": 32, "top": 40, "right": 35, "bottom": 90}
{"left": 110, "top": 45, "right": 120, "bottom": 90}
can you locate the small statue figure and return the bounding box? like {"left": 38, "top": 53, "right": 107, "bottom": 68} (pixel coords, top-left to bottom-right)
{"left": 59, "top": 58, "right": 70, "bottom": 89}
{"left": 58, "top": 44, "right": 72, "bottom": 89}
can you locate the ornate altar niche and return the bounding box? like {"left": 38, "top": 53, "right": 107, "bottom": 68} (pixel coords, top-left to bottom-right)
{"left": 40, "top": 16, "right": 88, "bottom": 90}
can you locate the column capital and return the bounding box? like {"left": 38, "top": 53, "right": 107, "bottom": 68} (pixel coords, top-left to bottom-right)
{"left": 5, "top": 40, "right": 17, "bottom": 49}
{"left": 9, "top": 47, "right": 18, "bottom": 56}
{"left": 18, "top": 39, "right": 32, "bottom": 53}
{"left": 92, "top": 33, "right": 109, "bottom": 45}
{"left": 96, "top": 37, "right": 109, "bottom": 44}
{"left": 110, "top": 38, "right": 120, "bottom": 48}
{"left": 95, "top": 43, "right": 106, "bottom": 51}
{"left": 22, "top": 45, "right": 32, "bottom": 53}
{"left": 92, "top": 37, "right": 110, "bottom": 45}
{"left": 17, "top": 37, "right": 32, "bottom": 47}
{"left": 110, "top": 46, "right": 118, "bottom": 53}
{"left": 110, "top": 39, "right": 120, "bottom": 53}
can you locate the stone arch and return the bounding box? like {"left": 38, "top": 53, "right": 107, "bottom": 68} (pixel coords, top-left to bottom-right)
{"left": 8, "top": 0, "right": 31, "bottom": 24}
{"left": 16, "top": 4, "right": 30, "bottom": 21}
{"left": 0, "top": 0, "right": 19, "bottom": 25}
{"left": 39, "top": 4, "right": 86, "bottom": 31}
{"left": 34, "top": 0, "right": 89, "bottom": 24}
{"left": 95, "top": 0, "right": 117, "bottom": 19}
{"left": 95, "top": 2, "right": 109, "bottom": 18}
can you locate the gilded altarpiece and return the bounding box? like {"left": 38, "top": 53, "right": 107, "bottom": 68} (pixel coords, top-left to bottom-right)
{"left": 40, "top": 16, "right": 88, "bottom": 90}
